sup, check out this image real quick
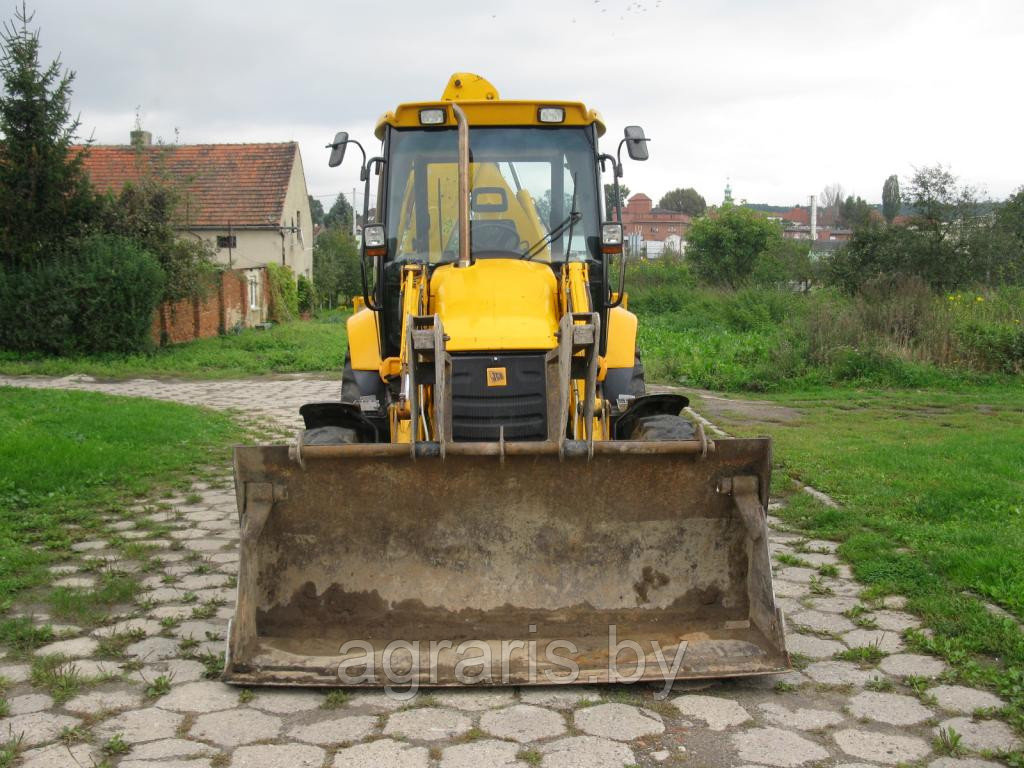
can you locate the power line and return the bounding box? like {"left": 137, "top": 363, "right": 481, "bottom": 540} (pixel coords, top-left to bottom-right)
{"left": 308, "top": 191, "right": 369, "bottom": 200}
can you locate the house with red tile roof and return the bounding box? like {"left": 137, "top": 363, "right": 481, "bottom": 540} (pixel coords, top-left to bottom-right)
{"left": 76, "top": 132, "right": 313, "bottom": 285}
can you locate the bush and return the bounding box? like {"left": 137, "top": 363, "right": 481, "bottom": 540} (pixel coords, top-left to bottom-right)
{"left": 0, "top": 235, "right": 164, "bottom": 355}
{"left": 98, "top": 180, "right": 218, "bottom": 303}
{"left": 685, "top": 206, "right": 782, "bottom": 288}
{"left": 266, "top": 262, "right": 299, "bottom": 322}
{"left": 625, "top": 257, "right": 696, "bottom": 314}
{"left": 954, "top": 323, "right": 1024, "bottom": 374}
{"left": 297, "top": 274, "right": 315, "bottom": 315}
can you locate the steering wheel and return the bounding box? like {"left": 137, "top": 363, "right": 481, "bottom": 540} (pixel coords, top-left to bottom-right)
{"left": 471, "top": 221, "right": 521, "bottom": 253}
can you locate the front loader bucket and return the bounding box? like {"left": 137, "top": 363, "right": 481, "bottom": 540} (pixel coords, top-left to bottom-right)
{"left": 223, "top": 438, "right": 788, "bottom": 687}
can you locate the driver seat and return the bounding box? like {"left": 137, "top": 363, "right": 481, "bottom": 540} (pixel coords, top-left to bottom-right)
{"left": 471, "top": 219, "right": 521, "bottom": 255}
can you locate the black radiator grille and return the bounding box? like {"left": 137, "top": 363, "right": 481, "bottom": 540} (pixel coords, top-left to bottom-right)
{"left": 451, "top": 354, "right": 547, "bottom": 442}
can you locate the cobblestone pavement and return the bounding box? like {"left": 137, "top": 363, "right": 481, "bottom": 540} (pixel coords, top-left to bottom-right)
{"left": 1, "top": 375, "right": 1020, "bottom": 767}
{"left": 0, "top": 374, "right": 339, "bottom": 434}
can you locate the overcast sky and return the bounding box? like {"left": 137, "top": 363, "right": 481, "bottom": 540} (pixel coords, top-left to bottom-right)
{"left": 33, "top": 0, "right": 1022, "bottom": 210}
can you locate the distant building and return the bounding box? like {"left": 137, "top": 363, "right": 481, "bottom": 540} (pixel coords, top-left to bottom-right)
{"left": 618, "top": 193, "right": 692, "bottom": 250}
{"left": 779, "top": 205, "right": 853, "bottom": 242}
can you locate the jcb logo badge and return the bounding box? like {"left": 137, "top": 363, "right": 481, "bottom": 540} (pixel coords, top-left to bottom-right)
{"left": 486, "top": 367, "right": 508, "bottom": 387}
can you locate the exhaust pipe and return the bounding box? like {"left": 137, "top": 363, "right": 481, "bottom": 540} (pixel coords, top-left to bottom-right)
{"left": 453, "top": 103, "right": 471, "bottom": 267}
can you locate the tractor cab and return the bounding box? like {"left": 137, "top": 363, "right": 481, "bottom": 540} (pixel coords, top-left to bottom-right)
{"left": 328, "top": 73, "right": 648, "bottom": 361}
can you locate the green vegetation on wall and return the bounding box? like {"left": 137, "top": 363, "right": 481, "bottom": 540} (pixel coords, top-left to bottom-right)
{"left": 266, "top": 262, "right": 299, "bottom": 322}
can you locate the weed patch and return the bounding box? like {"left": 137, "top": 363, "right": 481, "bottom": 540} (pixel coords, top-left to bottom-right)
{"left": 49, "top": 573, "right": 139, "bottom": 626}
{"left": 30, "top": 655, "right": 84, "bottom": 704}
{"left": 322, "top": 690, "right": 351, "bottom": 709}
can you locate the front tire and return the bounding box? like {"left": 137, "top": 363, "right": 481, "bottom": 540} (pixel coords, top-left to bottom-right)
{"left": 341, "top": 350, "right": 360, "bottom": 404}
{"left": 628, "top": 413, "right": 696, "bottom": 441}
{"left": 301, "top": 426, "right": 358, "bottom": 445}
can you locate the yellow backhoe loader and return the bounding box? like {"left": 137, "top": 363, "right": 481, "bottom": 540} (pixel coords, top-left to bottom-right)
{"left": 224, "top": 74, "right": 789, "bottom": 688}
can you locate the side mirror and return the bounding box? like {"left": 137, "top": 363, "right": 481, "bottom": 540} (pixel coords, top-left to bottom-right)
{"left": 623, "top": 126, "right": 649, "bottom": 162}
{"left": 327, "top": 131, "right": 348, "bottom": 168}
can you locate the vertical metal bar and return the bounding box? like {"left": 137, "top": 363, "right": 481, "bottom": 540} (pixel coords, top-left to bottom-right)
{"left": 452, "top": 104, "right": 471, "bottom": 267}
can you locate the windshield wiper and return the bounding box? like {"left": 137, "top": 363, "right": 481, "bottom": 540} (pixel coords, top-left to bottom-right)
{"left": 520, "top": 211, "right": 581, "bottom": 260}
{"left": 521, "top": 173, "right": 580, "bottom": 261}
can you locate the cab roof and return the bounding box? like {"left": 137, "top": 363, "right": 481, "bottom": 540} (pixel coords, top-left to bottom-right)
{"left": 373, "top": 72, "right": 606, "bottom": 140}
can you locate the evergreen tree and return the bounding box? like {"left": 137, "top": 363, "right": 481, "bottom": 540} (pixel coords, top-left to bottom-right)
{"left": 0, "top": 5, "right": 95, "bottom": 266}
{"left": 308, "top": 195, "right": 324, "bottom": 228}
{"left": 882, "top": 174, "right": 900, "bottom": 225}
{"left": 324, "top": 192, "right": 353, "bottom": 231}
{"left": 603, "top": 183, "right": 630, "bottom": 216}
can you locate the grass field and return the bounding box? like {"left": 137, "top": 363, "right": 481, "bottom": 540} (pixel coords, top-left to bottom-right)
{"left": 0, "top": 312, "right": 349, "bottom": 380}
{"left": 701, "top": 385, "right": 1024, "bottom": 737}
{"left": 0, "top": 388, "right": 245, "bottom": 616}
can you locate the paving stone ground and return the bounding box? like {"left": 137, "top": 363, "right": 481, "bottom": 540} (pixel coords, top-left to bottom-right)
{"left": 1, "top": 374, "right": 1021, "bottom": 767}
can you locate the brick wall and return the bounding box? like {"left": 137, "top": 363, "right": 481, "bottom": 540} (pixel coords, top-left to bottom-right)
{"left": 151, "top": 268, "right": 266, "bottom": 346}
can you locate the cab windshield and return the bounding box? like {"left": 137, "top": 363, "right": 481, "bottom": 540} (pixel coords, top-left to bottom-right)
{"left": 385, "top": 126, "right": 600, "bottom": 263}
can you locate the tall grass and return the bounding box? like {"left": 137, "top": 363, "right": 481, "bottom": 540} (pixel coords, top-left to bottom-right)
{"left": 628, "top": 260, "right": 1023, "bottom": 391}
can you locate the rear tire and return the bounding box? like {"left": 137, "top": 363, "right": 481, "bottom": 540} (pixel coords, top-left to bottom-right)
{"left": 341, "top": 350, "right": 360, "bottom": 404}
{"left": 628, "top": 413, "right": 696, "bottom": 441}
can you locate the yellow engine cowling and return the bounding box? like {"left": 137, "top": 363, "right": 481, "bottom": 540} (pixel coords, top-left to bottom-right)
{"left": 429, "top": 259, "right": 560, "bottom": 352}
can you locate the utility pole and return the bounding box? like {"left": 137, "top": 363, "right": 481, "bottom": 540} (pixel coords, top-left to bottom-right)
{"left": 351, "top": 188, "right": 358, "bottom": 238}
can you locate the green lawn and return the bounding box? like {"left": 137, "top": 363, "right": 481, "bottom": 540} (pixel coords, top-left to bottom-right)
{"left": 0, "top": 388, "right": 245, "bottom": 615}
{"left": 700, "top": 384, "right": 1024, "bottom": 737}
{"left": 0, "top": 313, "right": 348, "bottom": 380}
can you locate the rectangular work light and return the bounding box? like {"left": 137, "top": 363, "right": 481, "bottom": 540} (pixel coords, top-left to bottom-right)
{"left": 419, "top": 108, "right": 446, "bottom": 125}
{"left": 601, "top": 222, "right": 623, "bottom": 255}
{"left": 363, "top": 225, "right": 387, "bottom": 258}
{"left": 538, "top": 106, "right": 565, "bottom": 123}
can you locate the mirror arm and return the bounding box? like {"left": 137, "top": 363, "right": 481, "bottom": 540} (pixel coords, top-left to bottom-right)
{"left": 325, "top": 135, "right": 368, "bottom": 174}
{"left": 600, "top": 153, "right": 627, "bottom": 310}
{"left": 615, "top": 139, "right": 628, "bottom": 176}
{"left": 607, "top": 240, "right": 628, "bottom": 309}
{"left": 359, "top": 156, "right": 386, "bottom": 312}
{"left": 598, "top": 153, "right": 623, "bottom": 223}
{"left": 360, "top": 256, "right": 379, "bottom": 312}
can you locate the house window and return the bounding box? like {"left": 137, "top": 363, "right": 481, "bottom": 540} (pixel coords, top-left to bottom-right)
{"left": 650, "top": 226, "right": 659, "bottom": 233}
{"left": 217, "top": 235, "right": 237, "bottom": 249}
{"left": 248, "top": 276, "right": 260, "bottom": 310}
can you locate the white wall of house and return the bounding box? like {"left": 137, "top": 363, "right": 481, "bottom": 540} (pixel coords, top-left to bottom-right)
{"left": 191, "top": 146, "right": 314, "bottom": 278}
{"left": 279, "top": 148, "right": 314, "bottom": 278}
{"left": 199, "top": 229, "right": 288, "bottom": 271}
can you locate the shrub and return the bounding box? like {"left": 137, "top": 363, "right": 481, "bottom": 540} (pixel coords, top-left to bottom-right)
{"left": 0, "top": 234, "right": 164, "bottom": 354}
{"left": 297, "top": 274, "right": 316, "bottom": 315}
{"left": 266, "top": 262, "right": 299, "bottom": 322}
{"left": 955, "top": 322, "right": 1024, "bottom": 374}
{"left": 625, "top": 257, "right": 696, "bottom": 314}
{"left": 685, "top": 206, "right": 782, "bottom": 288}
{"left": 98, "top": 179, "right": 218, "bottom": 303}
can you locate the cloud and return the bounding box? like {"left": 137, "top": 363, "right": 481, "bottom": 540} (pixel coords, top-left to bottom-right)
{"left": 33, "top": 0, "right": 1023, "bottom": 205}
